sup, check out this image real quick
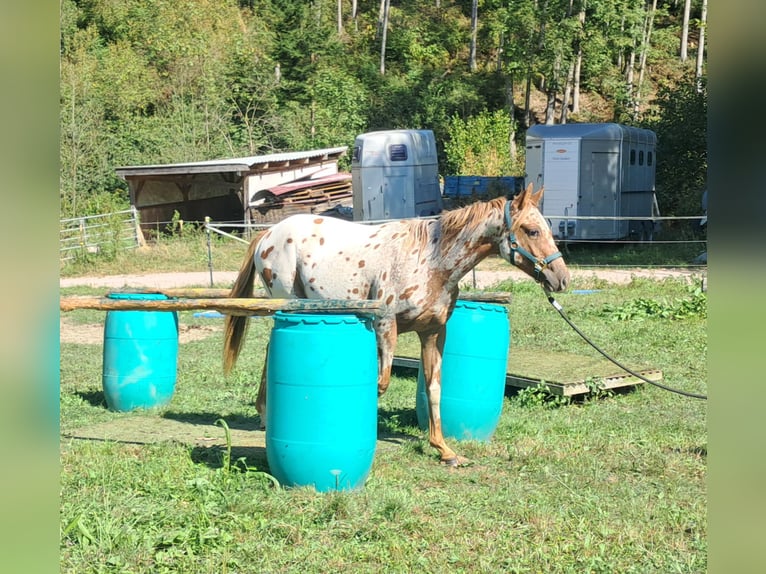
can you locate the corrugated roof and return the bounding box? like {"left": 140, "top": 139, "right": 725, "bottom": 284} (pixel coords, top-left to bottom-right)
{"left": 267, "top": 173, "right": 351, "bottom": 197}
{"left": 115, "top": 146, "right": 348, "bottom": 177}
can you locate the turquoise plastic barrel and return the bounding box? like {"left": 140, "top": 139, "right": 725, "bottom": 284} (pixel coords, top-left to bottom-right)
{"left": 416, "top": 300, "right": 510, "bottom": 441}
{"left": 102, "top": 293, "right": 179, "bottom": 412}
{"left": 266, "top": 312, "right": 378, "bottom": 491}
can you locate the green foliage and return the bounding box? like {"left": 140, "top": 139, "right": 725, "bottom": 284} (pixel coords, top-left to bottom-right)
{"left": 598, "top": 285, "right": 707, "bottom": 321}
{"left": 512, "top": 382, "right": 571, "bottom": 409}
{"left": 445, "top": 109, "right": 517, "bottom": 175}
{"left": 644, "top": 74, "right": 707, "bottom": 216}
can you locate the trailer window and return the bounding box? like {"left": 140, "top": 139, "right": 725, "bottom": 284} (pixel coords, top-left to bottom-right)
{"left": 352, "top": 146, "right": 361, "bottom": 162}
{"left": 389, "top": 144, "right": 408, "bottom": 161}
{"left": 630, "top": 149, "right": 636, "bottom": 165}
{"left": 647, "top": 151, "right": 653, "bottom": 166}
{"left": 639, "top": 150, "right": 644, "bottom": 166}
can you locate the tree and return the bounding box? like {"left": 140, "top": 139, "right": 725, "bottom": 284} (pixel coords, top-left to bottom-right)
{"left": 632, "top": 0, "right": 658, "bottom": 120}
{"left": 695, "top": 0, "right": 707, "bottom": 90}
{"left": 469, "top": 0, "right": 478, "bottom": 72}
{"left": 680, "top": 0, "right": 691, "bottom": 61}
{"left": 644, "top": 74, "right": 707, "bottom": 216}
{"left": 380, "top": 0, "right": 391, "bottom": 74}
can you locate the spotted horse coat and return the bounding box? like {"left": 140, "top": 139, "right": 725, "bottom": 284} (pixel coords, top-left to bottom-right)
{"left": 223, "top": 183, "right": 570, "bottom": 466}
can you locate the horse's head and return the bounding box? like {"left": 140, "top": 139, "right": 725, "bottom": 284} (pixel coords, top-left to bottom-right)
{"left": 498, "top": 182, "right": 570, "bottom": 292}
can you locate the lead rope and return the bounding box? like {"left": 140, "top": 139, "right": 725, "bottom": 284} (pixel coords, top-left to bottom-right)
{"left": 546, "top": 294, "right": 707, "bottom": 400}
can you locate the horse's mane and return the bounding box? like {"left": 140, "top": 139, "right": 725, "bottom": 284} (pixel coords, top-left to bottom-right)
{"left": 438, "top": 196, "right": 506, "bottom": 246}
{"left": 394, "top": 196, "right": 507, "bottom": 257}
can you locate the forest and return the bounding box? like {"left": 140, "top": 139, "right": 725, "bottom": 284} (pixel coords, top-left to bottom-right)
{"left": 59, "top": 0, "right": 707, "bottom": 220}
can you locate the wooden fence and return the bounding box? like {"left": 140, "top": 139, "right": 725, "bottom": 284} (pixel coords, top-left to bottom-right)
{"left": 60, "top": 208, "right": 143, "bottom": 263}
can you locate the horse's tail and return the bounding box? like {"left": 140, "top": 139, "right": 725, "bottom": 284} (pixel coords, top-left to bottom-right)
{"left": 223, "top": 231, "right": 266, "bottom": 374}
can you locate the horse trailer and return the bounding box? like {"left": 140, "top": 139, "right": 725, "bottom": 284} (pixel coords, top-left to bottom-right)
{"left": 525, "top": 123, "right": 659, "bottom": 241}
{"left": 351, "top": 129, "right": 442, "bottom": 221}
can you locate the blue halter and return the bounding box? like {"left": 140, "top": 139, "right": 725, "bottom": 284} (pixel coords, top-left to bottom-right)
{"left": 504, "top": 199, "right": 563, "bottom": 280}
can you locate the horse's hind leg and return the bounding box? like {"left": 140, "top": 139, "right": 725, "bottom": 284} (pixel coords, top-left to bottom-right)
{"left": 255, "top": 343, "right": 269, "bottom": 429}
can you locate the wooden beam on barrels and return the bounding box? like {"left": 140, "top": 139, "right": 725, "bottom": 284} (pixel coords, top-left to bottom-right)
{"left": 59, "top": 296, "right": 384, "bottom": 317}
{"left": 459, "top": 292, "right": 512, "bottom": 305}
{"left": 104, "top": 288, "right": 511, "bottom": 304}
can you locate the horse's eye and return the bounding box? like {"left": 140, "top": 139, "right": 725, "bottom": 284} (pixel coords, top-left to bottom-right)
{"left": 527, "top": 229, "right": 540, "bottom": 239}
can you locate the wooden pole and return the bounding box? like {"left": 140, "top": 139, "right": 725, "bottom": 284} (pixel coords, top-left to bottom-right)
{"left": 60, "top": 296, "right": 385, "bottom": 317}
{"left": 102, "top": 288, "right": 511, "bottom": 305}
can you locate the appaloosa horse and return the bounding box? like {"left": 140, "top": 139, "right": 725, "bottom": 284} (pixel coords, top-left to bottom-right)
{"left": 223, "top": 183, "right": 570, "bottom": 466}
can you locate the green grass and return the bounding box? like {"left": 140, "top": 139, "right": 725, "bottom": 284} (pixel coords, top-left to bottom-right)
{"left": 60, "top": 259, "right": 707, "bottom": 572}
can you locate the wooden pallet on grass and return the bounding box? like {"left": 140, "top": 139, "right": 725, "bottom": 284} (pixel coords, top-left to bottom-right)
{"left": 393, "top": 333, "right": 661, "bottom": 398}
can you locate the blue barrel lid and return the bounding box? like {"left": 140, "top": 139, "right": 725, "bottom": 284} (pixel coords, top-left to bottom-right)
{"left": 455, "top": 299, "right": 508, "bottom": 314}
{"left": 107, "top": 292, "right": 169, "bottom": 301}
{"left": 274, "top": 311, "right": 372, "bottom": 326}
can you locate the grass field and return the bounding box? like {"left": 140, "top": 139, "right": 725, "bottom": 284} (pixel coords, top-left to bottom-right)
{"left": 60, "top": 239, "right": 707, "bottom": 573}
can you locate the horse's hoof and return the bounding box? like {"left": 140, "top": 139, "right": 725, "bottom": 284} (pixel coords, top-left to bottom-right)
{"left": 441, "top": 455, "right": 471, "bottom": 468}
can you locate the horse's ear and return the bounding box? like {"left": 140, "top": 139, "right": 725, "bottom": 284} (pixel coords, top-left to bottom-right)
{"left": 530, "top": 186, "right": 544, "bottom": 207}
{"left": 512, "top": 182, "right": 538, "bottom": 211}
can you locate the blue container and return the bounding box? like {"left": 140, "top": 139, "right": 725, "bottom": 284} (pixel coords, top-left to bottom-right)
{"left": 266, "top": 312, "right": 378, "bottom": 491}
{"left": 443, "top": 176, "right": 518, "bottom": 198}
{"left": 102, "top": 293, "right": 179, "bottom": 412}
{"left": 416, "top": 300, "right": 510, "bottom": 441}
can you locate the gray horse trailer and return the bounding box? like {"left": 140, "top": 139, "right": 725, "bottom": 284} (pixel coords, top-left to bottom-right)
{"left": 525, "top": 123, "right": 658, "bottom": 240}
{"left": 351, "top": 130, "right": 442, "bottom": 221}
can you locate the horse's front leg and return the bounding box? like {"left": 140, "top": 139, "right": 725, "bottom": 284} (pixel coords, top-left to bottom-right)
{"left": 375, "top": 319, "right": 398, "bottom": 397}
{"left": 419, "top": 329, "right": 469, "bottom": 467}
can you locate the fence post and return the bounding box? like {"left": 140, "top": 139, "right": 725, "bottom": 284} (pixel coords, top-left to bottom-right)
{"left": 78, "top": 218, "right": 86, "bottom": 259}
{"left": 131, "top": 205, "right": 146, "bottom": 247}
{"left": 205, "top": 216, "right": 214, "bottom": 287}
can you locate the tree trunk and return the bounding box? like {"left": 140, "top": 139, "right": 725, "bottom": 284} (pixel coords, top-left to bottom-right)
{"left": 377, "top": 0, "right": 385, "bottom": 39}
{"left": 695, "top": 0, "right": 707, "bottom": 90}
{"left": 633, "top": 0, "right": 657, "bottom": 118}
{"left": 617, "top": 15, "right": 625, "bottom": 71}
{"left": 506, "top": 75, "right": 517, "bottom": 162}
{"left": 545, "top": 56, "right": 559, "bottom": 124}
{"left": 497, "top": 31, "right": 504, "bottom": 72}
{"left": 337, "top": 0, "right": 343, "bottom": 35}
{"left": 560, "top": 60, "right": 574, "bottom": 124}
{"left": 380, "top": 0, "right": 390, "bottom": 75}
{"left": 626, "top": 46, "right": 636, "bottom": 96}
{"left": 572, "top": 3, "right": 585, "bottom": 113}
{"left": 352, "top": 0, "right": 358, "bottom": 31}
{"left": 469, "top": 0, "right": 478, "bottom": 72}
{"left": 524, "top": 72, "right": 533, "bottom": 128}
{"left": 680, "top": 0, "right": 691, "bottom": 61}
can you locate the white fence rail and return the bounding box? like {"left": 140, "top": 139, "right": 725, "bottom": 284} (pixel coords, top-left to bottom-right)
{"left": 60, "top": 208, "right": 142, "bottom": 263}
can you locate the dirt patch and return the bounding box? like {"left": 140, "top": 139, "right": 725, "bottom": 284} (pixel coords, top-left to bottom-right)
{"left": 60, "top": 266, "right": 705, "bottom": 292}
{"left": 63, "top": 416, "right": 266, "bottom": 450}
{"left": 60, "top": 316, "right": 221, "bottom": 345}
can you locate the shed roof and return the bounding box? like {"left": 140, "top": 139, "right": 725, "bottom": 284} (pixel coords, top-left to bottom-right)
{"left": 115, "top": 146, "right": 348, "bottom": 177}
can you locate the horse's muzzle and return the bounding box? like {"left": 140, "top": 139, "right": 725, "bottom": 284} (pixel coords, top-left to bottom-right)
{"left": 541, "top": 263, "right": 570, "bottom": 292}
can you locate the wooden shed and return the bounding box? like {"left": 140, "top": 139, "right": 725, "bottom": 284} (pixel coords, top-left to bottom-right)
{"left": 115, "top": 146, "right": 348, "bottom": 237}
